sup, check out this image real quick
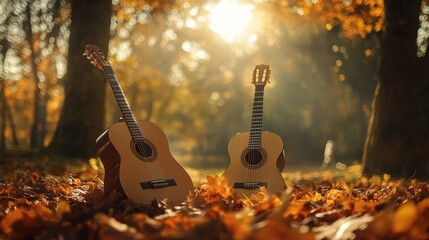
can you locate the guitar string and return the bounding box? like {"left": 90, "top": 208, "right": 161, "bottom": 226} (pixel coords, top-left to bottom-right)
{"left": 249, "top": 68, "right": 266, "bottom": 186}
{"left": 126, "top": 93, "right": 165, "bottom": 180}
{"left": 134, "top": 123, "right": 166, "bottom": 179}
{"left": 128, "top": 95, "right": 166, "bottom": 179}
{"left": 250, "top": 69, "right": 259, "bottom": 185}
{"left": 248, "top": 68, "right": 257, "bottom": 185}
{"left": 249, "top": 68, "right": 259, "bottom": 185}
{"left": 108, "top": 75, "right": 155, "bottom": 180}
{"left": 126, "top": 95, "right": 166, "bottom": 180}
{"left": 108, "top": 73, "right": 166, "bottom": 180}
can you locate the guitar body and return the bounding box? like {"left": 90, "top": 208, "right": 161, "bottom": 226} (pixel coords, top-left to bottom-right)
{"left": 98, "top": 120, "right": 194, "bottom": 205}
{"left": 223, "top": 131, "right": 286, "bottom": 197}
{"left": 85, "top": 44, "right": 193, "bottom": 205}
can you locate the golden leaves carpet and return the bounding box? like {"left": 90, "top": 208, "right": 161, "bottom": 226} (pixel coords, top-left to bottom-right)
{"left": 0, "top": 157, "right": 428, "bottom": 239}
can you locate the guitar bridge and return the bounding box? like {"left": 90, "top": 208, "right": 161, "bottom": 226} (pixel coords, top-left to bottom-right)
{"left": 140, "top": 179, "right": 177, "bottom": 189}
{"left": 234, "top": 182, "right": 268, "bottom": 189}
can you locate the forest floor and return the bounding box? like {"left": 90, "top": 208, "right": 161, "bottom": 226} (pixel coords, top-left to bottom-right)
{"left": 0, "top": 155, "right": 428, "bottom": 240}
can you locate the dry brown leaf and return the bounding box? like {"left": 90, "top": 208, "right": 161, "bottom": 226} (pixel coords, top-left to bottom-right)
{"left": 0, "top": 203, "right": 58, "bottom": 238}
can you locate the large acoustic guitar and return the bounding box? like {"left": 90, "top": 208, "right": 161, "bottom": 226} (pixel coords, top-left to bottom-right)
{"left": 223, "top": 64, "right": 286, "bottom": 197}
{"left": 84, "top": 45, "right": 194, "bottom": 205}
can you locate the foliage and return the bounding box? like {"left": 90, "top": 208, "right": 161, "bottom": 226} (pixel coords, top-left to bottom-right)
{"left": 0, "top": 158, "right": 428, "bottom": 239}
{"left": 292, "top": 0, "right": 384, "bottom": 38}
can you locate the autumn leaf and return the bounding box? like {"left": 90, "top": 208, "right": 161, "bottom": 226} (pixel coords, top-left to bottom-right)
{"left": 1, "top": 160, "right": 428, "bottom": 240}
{"left": 191, "top": 175, "right": 234, "bottom": 204}
{"left": 95, "top": 213, "right": 144, "bottom": 240}
{"left": 0, "top": 203, "right": 58, "bottom": 238}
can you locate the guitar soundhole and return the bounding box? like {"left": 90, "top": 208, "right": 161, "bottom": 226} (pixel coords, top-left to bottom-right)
{"left": 132, "top": 139, "right": 157, "bottom": 162}
{"left": 242, "top": 148, "right": 266, "bottom": 169}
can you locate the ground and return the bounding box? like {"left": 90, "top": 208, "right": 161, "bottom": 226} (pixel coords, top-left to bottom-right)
{"left": 0, "top": 155, "right": 428, "bottom": 239}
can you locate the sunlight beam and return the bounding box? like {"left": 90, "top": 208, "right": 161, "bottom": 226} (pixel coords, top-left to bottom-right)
{"left": 208, "top": 0, "right": 253, "bottom": 43}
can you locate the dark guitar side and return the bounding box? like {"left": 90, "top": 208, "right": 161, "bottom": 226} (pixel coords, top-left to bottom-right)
{"left": 96, "top": 127, "right": 126, "bottom": 200}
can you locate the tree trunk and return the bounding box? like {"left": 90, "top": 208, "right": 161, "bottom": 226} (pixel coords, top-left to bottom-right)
{"left": 0, "top": 78, "right": 5, "bottom": 155}
{"left": 5, "top": 98, "right": 19, "bottom": 146}
{"left": 1, "top": 28, "right": 10, "bottom": 155}
{"left": 24, "top": 4, "right": 45, "bottom": 149}
{"left": 363, "top": 0, "right": 429, "bottom": 179}
{"left": 49, "top": 0, "right": 112, "bottom": 158}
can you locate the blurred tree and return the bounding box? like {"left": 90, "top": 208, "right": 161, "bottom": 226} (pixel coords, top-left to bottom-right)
{"left": 0, "top": 39, "right": 9, "bottom": 154}
{"left": 0, "top": 0, "right": 68, "bottom": 151}
{"left": 49, "top": 0, "right": 112, "bottom": 158}
{"left": 294, "top": 0, "right": 429, "bottom": 179}
{"left": 22, "top": 0, "right": 64, "bottom": 149}
{"left": 363, "top": 0, "right": 429, "bottom": 179}
{"left": 0, "top": 77, "right": 5, "bottom": 154}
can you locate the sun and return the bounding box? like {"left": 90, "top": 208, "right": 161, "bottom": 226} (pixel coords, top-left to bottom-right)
{"left": 208, "top": 0, "right": 253, "bottom": 43}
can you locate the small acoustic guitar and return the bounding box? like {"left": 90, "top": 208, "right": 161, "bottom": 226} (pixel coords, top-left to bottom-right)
{"left": 84, "top": 45, "right": 194, "bottom": 205}
{"left": 223, "top": 64, "right": 286, "bottom": 197}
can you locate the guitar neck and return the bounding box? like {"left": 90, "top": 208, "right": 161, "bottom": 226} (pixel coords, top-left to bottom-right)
{"left": 103, "top": 66, "right": 144, "bottom": 141}
{"left": 249, "top": 84, "right": 265, "bottom": 149}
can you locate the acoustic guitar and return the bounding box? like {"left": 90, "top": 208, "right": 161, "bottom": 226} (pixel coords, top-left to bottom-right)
{"left": 223, "top": 64, "right": 286, "bottom": 197}
{"left": 84, "top": 45, "right": 194, "bottom": 205}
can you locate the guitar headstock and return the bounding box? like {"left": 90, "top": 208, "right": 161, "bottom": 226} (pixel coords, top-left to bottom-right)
{"left": 83, "top": 44, "right": 110, "bottom": 70}
{"left": 252, "top": 64, "right": 271, "bottom": 86}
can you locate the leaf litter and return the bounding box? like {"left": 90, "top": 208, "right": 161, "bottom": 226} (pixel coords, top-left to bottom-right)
{"left": 0, "top": 157, "right": 428, "bottom": 239}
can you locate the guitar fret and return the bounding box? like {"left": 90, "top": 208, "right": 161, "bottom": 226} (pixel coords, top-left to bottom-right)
{"left": 103, "top": 66, "right": 114, "bottom": 74}
{"left": 84, "top": 46, "right": 148, "bottom": 144}
{"left": 248, "top": 83, "right": 266, "bottom": 148}
{"left": 107, "top": 73, "right": 116, "bottom": 78}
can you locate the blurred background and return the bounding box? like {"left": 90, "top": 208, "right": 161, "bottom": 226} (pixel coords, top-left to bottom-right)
{"left": 0, "top": 0, "right": 385, "bottom": 170}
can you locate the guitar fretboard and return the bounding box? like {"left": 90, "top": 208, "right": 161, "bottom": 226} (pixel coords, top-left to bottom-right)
{"left": 248, "top": 85, "right": 265, "bottom": 149}
{"left": 104, "top": 66, "right": 144, "bottom": 141}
